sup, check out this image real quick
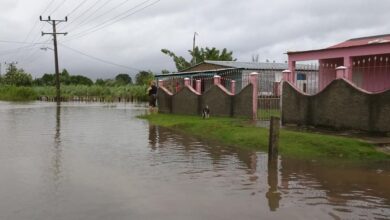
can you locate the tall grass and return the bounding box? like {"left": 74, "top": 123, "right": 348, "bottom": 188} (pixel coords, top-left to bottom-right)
{"left": 0, "top": 85, "right": 148, "bottom": 102}
{"left": 0, "top": 85, "right": 38, "bottom": 101}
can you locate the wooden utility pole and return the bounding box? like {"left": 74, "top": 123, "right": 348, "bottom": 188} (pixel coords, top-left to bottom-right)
{"left": 192, "top": 32, "right": 198, "bottom": 65}
{"left": 268, "top": 116, "right": 280, "bottom": 160}
{"left": 40, "top": 16, "right": 67, "bottom": 103}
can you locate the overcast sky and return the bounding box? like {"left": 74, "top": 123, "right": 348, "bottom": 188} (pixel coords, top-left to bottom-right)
{"left": 0, "top": 0, "right": 390, "bottom": 79}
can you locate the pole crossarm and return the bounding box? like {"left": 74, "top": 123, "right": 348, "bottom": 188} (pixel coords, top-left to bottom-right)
{"left": 40, "top": 16, "right": 68, "bottom": 103}
{"left": 42, "top": 32, "right": 68, "bottom": 36}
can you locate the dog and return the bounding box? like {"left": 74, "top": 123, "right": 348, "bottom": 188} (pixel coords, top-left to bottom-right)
{"left": 202, "top": 105, "right": 210, "bottom": 119}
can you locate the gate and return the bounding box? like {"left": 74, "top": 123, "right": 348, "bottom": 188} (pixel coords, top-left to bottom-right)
{"left": 257, "top": 69, "right": 282, "bottom": 121}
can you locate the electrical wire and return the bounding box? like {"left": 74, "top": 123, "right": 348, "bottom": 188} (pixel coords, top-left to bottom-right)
{"left": 64, "top": 0, "right": 131, "bottom": 32}
{"left": 67, "top": 0, "right": 89, "bottom": 16}
{"left": 0, "top": 40, "right": 49, "bottom": 45}
{"left": 66, "top": 0, "right": 160, "bottom": 42}
{"left": 69, "top": 0, "right": 112, "bottom": 30}
{"left": 59, "top": 43, "right": 140, "bottom": 72}
{"left": 65, "top": 0, "right": 103, "bottom": 27}
{"left": 47, "top": 0, "right": 68, "bottom": 15}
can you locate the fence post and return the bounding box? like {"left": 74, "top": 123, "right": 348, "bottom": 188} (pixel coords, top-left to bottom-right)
{"left": 213, "top": 75, "right": 221, "bottom": 85}
{"left": 231, "top": 80, "right": 236, "bottom": 95}
{"left": 336, "top": 66, "right": 347, "bottom": 79}
{"left": 282, "top": 70, "right": 292, "bottom": 82}
{"left": 268, "top": 116, "right": 280, "bottom": 159}
{"left": 196, "top": 80, "right": 201, "bottom": 94}
{"left": 250, "top": 72, "right": 259, "bottom": 120}
{"left": 184, "top": 78, "right": 190, "bottom": 86}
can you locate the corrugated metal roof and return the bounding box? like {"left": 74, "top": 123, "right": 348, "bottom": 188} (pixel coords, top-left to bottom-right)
{"left": 328, "top": 34, "right": 390, "bottom": 49}
{"left": 203, "top": 60, "right": 316, "bottom": 70}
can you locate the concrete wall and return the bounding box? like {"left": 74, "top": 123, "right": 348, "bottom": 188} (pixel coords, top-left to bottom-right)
{"left": 201, "top": 85, "right": 232, "bottom": 117}
{"left": 233, "top": 84, "right": 254, "bottom": 117}
{"left": 172, "top": 87, "right": 200, "bottom": 115}
{"left": 282, "top": 79, "right": 390, "bottom": 133}
{"left": 158, "top": 83, "right": 254, "bottom": 118}
{"left": 157, "top": 88, "right": 172, "bottom": 113}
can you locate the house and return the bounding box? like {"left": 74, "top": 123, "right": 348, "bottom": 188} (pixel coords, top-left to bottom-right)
{"left": 287, "top": 34, "right": 390, "bottom": 92}
{"left": 156, "top": 60, "right": 317, "bottom": 95}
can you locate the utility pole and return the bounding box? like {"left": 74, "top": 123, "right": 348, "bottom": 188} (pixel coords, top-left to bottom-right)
{"left": 40, "top": 16, "right": 67, "bottom": 103}
{"left": 192, "top": 32, "right": 198, "bottom": 66}
{"left": 4, "top": 61, "right": 18, "bottom": 74}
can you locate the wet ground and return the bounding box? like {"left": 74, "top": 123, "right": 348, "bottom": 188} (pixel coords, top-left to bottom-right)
{"left": 0, "top": 101, "right": 389, "bottom": 220}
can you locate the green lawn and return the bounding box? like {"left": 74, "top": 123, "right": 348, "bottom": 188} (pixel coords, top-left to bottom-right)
{"left": 257, "top": 108, "right": 281, "bottom": 119}
{"left": 140, "top": 114, "right": 390, "bottom": 162}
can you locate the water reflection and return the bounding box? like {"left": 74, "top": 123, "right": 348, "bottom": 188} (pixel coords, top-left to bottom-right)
{"left": 52, "top": 103, "right": 63, "bottom": 188}
{"left": 267, "top": 156, "right": 282, "bottom": 211}
{"left": 147, "top": 123, "right": 390, "bottom": 219}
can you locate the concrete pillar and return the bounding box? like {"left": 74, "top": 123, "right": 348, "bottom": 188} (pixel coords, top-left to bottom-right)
{"left": 213, "top": 75, "right": 221, "bottom": 85}
{"left": 288, "top": 60, "right": 296, "bottom": 83}
{"left": 184, "top": 78, "right": 190, "bottom": 86}
{"left": 282, "top": 70, "right": 292, "bottom": 82}
{"left": 344, "top": 56, "right": 353, "bottom": 81}
{"left": 250, "top": 72, "right": 259, "bottom": 120}
{"left": 158, "top": 80, "right": 164, "bottom": 87}
{"left": 195, "top": 80, "right": 201, "bottom": 94}
{"left": 231, "top": 80, "right": 236, "bottom": 95}
{"left": 336, "top": 66, "right": 347, "bottom": 79}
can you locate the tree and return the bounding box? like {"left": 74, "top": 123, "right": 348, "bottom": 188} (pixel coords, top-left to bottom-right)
{"left": 69, "top": 75, "right": 93, "bottom": 86}
{"left": 161, "top": 69, "right": 170, "bottom": 75}
{"left": 95, "top": 78, "right": 106, "bottom": 86}
{"left": 3, "top": 64, "right": 33, "bottom": 86}
{"left": 115, "top": 73, "right": 132, "bottom": 85}
{"left": 135, "top": 71, "right": 154, "bottom": 85}
{"left": 161, "top": 46, "right": 236, "bottom": 71}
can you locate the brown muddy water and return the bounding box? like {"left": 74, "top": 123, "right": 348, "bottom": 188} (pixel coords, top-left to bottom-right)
{"left": 0, "top": 101, "right": 389, "bottom": 220}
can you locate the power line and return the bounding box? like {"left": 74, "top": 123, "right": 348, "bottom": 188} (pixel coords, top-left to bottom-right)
{"left": 59, "top": 43, "right": 140, "bottom": 72}
{"left": 67, "top": 0, "right": 89, "bottom": 16}
{"left": 0, "top": 40, "right": 49, "bottom": 45}
{"left": 12, "top": 0, "right": 58, "bottom": 64}
{"left": 47, "top": 0, "right": 68, "bottom": 15}
{"left": 64, "top": 0, "right": 131, "bottom": 32}
{"left": 66, "top": 0, "right": 160, "bottom": 42}
{"left": 69, "top": 0, "right": 112, "bottom": 30}
{"left": 64, "top": 0, "right": 102, "bottom": 27}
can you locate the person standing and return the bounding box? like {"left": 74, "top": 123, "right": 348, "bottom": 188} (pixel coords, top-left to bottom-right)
{"left": 147, "top": 81, "right": 158, "bottom": 112}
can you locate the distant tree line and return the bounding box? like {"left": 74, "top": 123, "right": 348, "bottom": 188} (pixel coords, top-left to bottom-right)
{"left": 0, "top": 64, "right": 155, "bottom": 87}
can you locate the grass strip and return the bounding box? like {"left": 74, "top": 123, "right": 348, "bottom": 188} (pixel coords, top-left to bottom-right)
{"left": 140, "top": 114, "right": 390, "bottom": 162}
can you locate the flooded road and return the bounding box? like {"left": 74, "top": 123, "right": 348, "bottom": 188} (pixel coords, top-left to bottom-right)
{"left": 0, "top": 101, "right": 389, "bottom": 220}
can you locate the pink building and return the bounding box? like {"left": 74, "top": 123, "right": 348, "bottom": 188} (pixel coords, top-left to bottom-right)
{"left": 287, "top": 34, "right": 390, "bottom": 92}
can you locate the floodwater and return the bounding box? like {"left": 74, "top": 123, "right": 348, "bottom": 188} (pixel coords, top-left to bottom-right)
{"left": 0, "top": 102, "right": 389, "bottom": 220}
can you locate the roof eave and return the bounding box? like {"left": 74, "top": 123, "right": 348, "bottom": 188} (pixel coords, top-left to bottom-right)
{"left": 287, "top": 41, "right": 390, "bottom": 55}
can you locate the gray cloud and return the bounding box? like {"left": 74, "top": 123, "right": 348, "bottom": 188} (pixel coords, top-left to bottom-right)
{"left": 1, "top": 0, "right": 390, "bottom": 79}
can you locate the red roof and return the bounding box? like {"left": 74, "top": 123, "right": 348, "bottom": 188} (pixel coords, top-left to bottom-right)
{"left": 328, "top": 34, "right": 390, "bottom": 49}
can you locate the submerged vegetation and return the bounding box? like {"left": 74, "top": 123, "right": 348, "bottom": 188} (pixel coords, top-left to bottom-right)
{"left": 0, "top": 65, "right": 154, "bottom": 102}
{"left": 141, "top": 114, "right": 390, "bottom": 162}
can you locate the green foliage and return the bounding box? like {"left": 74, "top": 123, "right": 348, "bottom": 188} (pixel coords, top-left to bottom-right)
{"left": 141, "top": 114, "right": 390, "bottom": 162}
{"left": 161, "top": 69, "right": 170, "bottom": 75}
{"left": 161, "top": 46, "right": 236, "bottom": 71}
{"left": 0, "top": 85, "right": 38, "bottom": 101}
{"left": 68, "top": 75, "right": 93, "bottom": 86}
{"left": 115, "top": 73, "right": 132, "bottom": 85}
{"left": 3, "top": 65, "right": 33, "bottom": 86}
{"left": 135, "top": 71, "right": 154, "bottom": 85}
{"left": 161, "top": 49, "right": 191, "bottom": 71}
{"left": 95, "top": 78, "right": 105, "bottom": 86}
{"left": 33, "top": 69, "right": 94, "bottom": 86}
